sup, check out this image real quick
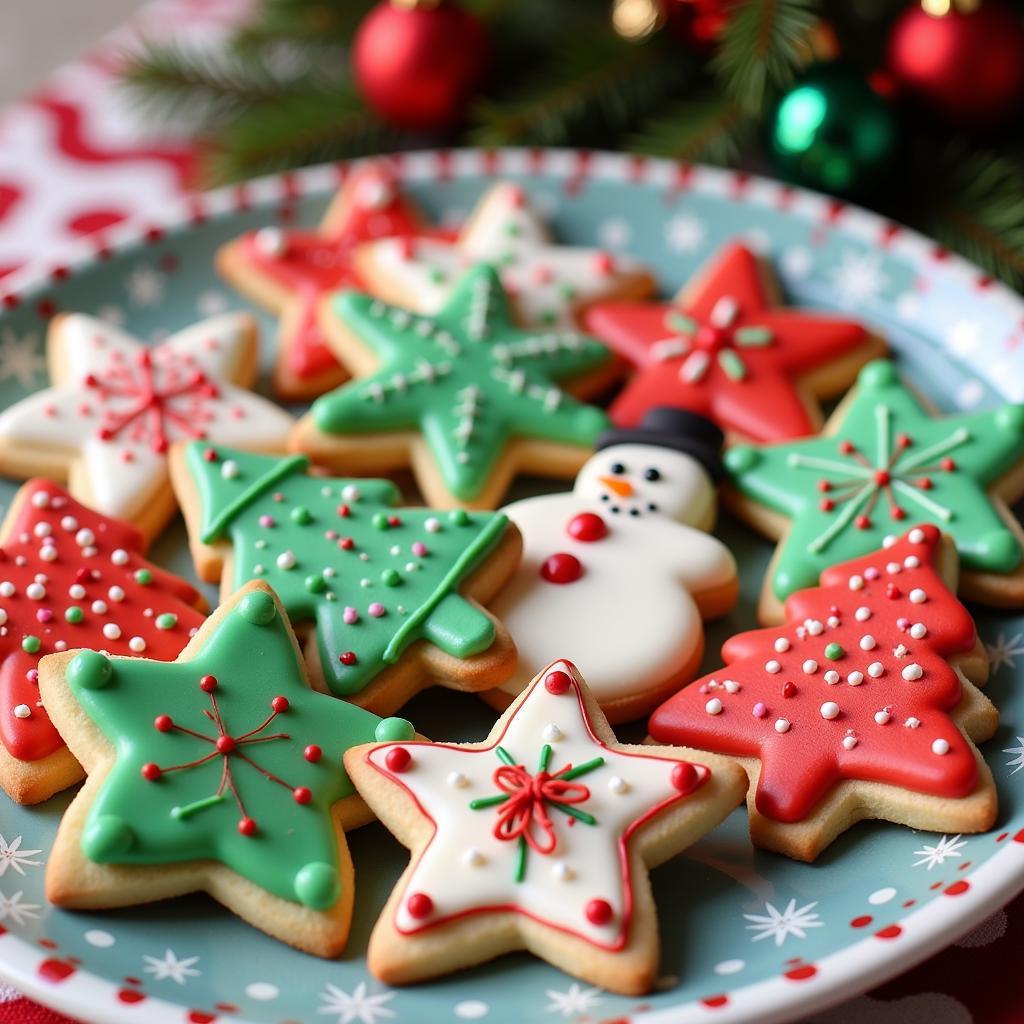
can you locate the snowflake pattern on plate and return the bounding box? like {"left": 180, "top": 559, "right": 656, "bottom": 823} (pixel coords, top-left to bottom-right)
{"left": 744, "top": 899, "right": 824, "bottom": 947}
{"left": 319, "top": 981, "right": 396, "bottom": 1024}
{"left": 913, "top": 834, "right": 968, "bottom": 871}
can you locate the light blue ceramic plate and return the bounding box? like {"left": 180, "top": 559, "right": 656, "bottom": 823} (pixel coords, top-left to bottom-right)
{"left": 0, "top": 150, "right": 1022, "bottom": 1024}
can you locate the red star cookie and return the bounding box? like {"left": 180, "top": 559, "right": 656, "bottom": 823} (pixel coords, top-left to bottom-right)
{"left": 586, "top": 243, "right": 885, "bottom": 443}
{"left": 216, "top": 163, "right": 455, "bottom": 400}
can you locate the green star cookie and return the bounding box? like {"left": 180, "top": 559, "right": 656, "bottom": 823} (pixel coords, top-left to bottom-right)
{"left": 171, "top": 442, "right": 519, "bottom": 709}
{"left": 300, "top": 264, "right": 613, "bottom": 507}
{"left": 40, "top": 583, "right": 414, "bottom": 956}
{"left": 725, "top": 360, "right": 1024, "bottom": 613}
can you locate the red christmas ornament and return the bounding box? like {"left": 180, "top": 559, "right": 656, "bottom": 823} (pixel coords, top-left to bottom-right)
{"left": 663, "top": 0, "right": 733, "bottom": 50}
{"left": 352, "top": 0, "right": 489, "bottom": 132}
{"left": 886, "top": 0, "right": 1024, "bottom": 124}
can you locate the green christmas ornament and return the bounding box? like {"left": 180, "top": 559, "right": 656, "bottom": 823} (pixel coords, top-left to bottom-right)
{"left": 767, "top": 63, "right": 898, "bottom": 198}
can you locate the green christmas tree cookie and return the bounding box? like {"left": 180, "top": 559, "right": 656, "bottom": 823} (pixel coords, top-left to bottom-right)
{"left": 170, "top": 441, "right": 520, "bottom": 712}
{"left": 292, "top": 264, "right": 615, "bottom": 509}
{"left": 39, "top": 582, "right": 415, "bottom": 956}
{"left": 724, "top": 359, "right": 1024, "bottom": 620}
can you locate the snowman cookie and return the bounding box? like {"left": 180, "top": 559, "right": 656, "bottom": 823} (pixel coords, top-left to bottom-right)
{"left": 487, "top": 408, "right": 739, "bottom": 723}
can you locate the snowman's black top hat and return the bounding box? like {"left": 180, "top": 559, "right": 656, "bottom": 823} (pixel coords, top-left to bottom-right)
{"left": 596, "top": 407, "right": 725, "bottom": 482}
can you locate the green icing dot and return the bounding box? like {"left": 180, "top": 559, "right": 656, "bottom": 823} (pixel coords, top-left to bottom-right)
{"left": 237, "top": 590, "right": 276, "bottom": 625}
{"left": 290, "top": 506, "right": 313, "bottom": 525}
{"left": 305, "top": 574, "right": 327, "bottom": 594}
{"left": 449, "top": 509, "right": 470, "bottom": 526}
{"left": 372, "top": 512, "right": 390, "bottom": 531}
{"left": 725, "top": 446, "right": 759, "bottom": 473}
{"left": 69, "top": 650, "right": 113, "bottom": 689}
{"left": 381, "top": 569, "right": 401, "bottom": 587}
{"left": 134, "top": 569, "right": 153, "bottom": 585}
{"left": 155, "top": 613, "right": 178, "bottom": 630}
{"left": 294, "top": 861, "right": 339, "bottom": 910}
{"left": 82, "top": 814, "right": 135, "bottom": 860}
{"left": 559, "top": 284, "right": 577, "bottom": 300}
{"left": 859, "top": 359, "right": 897, "bottom": 389}
{"left": 375, "top": 717, "right": 415, "bottom": 742}
{"left": 64, "top": 606, "right": 83, "bottom": 624}
{"left": 21, "top": 635, "right": 40, "bottom": 655}
{"left": 825, "top": 642, "right": 845, "bottom": 660}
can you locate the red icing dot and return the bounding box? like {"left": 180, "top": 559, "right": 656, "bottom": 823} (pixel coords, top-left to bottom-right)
{"left": 839, "top": 440, "right": 854, "bottom": 454}
{"left": 237, "top": 817, "right": 257, "bottom": 837}
{"left": 876, "top": 924, "right": 902, "bottom": 939}
{"left": 886, "top": 584, "right": 902, "bottom": 599}
{"left": 941, "top": 457, "right": 957, "bottom": 471}
{"left": 385, "top": 747, "right": 412, "bottom": 773}
{"left": 271, "top": 696, "right": 289, "bottom": 713}
{"left": 407, "top": 892, "right": 433, "bottom": 919}
{"left": 783, "top": 964, "right": 817, "bottom": 981}
{"left": 154, "top": 714, "right": 173, "bottom": 732}
{"left": 199, "top": 674, "right": 218, "bottom": 693}
{"left": 292, "top": 786, "right": 312, "bottom": 805}
{"left": 817, "top": 480, "right": 831, "bottom": 493}
{"left": 585, "top": 898, "right": 614, "bottom": 925}
{"left": 339, "top": 651, "right": 358, "bottom": 666}
{"left": 820, "top": 499, "right": 834, "bottom": 512}
{"left": 896, "top": 433, "right": 911, "bottom": 448}
{"left": 337, "top": 504, "right": 351, "bottom": 518}
{"left": 540, "top": 552, "right": 583, "bottom": 584}
{"left": 141, "top": 762, "right": 161, "bottom": 781}
{"left": 854, "top": 515, "right": 871, "bottom": 530}
{"left": 567, "top": 512, "right": 606, "bottom": 542}
{"left": 782, "top": 681, "right": 797, "bottom": 698}
{"left": 304, "top": 744, "right": 322, "bottom": 762}
{"left": 117, "top": 989, "right": 147, "bottom": 1005}
{"left": 696, "top": 324, "right": 728, "bottom": 350}
{"left": 671, "top": 762, "right": 701, "bottom": 794}
{"left": 339, "top": 537, "right": 355, "bottom": 550}
{"left": 944, "top": 880, "right": 970, "bottom": 896}
{"left": 544, "top": 670, "right": 572, "bottom": 694}
{"left": 387, "top": 515, "right": 401, "bottom": 527}
{"left": 873, "top": 470, "right": 891, "bottom": 486}
{"left": 850, "top": 915, "right": 872, "bottom": 928}
{"left": 216, "top": 736, "right": 236, "bottom": 755}
{"left": 891, "top": 506, "right": 906, "bottom": 520}
{"left": 202, "top": 448, "right": 218, "bottom": 462}
{"left": 917, "top": 477, "right": 933, "bottom": 490}
{"left": 702, "top": 995, "right": 729, "bottom": 1008}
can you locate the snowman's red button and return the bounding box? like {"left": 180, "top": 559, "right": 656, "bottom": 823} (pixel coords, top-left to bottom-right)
{"left": 540, "top": 553, "right": 583, "bottom": 584}
{"left": 567, "top": 512, "right": 607, "bottom": 542}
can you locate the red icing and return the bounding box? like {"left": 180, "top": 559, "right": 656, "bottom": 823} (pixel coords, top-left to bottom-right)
{"left": 585, "top": 243, "right": 869, "bottom": 443}
{"left": 407, "top": 892, "right": 433, "bottom": 919}
{"left": 544, "top": 670, "right": 571, "bottom": 694}
{"left": 649, "top": 526, "right": 979, "bottom": 822}
{"left": 585, "top": 898, "right": 614, "bottom": 925}
{"left": 490, "top": 762, "right": 591, "bottom": 854}
{"left": 540, "top": 552, "right": 583, "bottom": 584}
{"left": 566, "top": 511, "right": 607, "bottom": 542}
{"left": 385, "top": 747, "right": 412, "bottom": 773}
{"left": 0, "top": 480, "right": 203, "bottom": 762}
{"left": 236, "top": 167, "right": 457, "bottom": 381}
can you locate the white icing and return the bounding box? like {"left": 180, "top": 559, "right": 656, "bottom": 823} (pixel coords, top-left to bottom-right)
{"left": 491, "top": 444, "right": 736, "bottom": 704}
{"left": 367, "top": 662, "right": 700, "bottom": 948}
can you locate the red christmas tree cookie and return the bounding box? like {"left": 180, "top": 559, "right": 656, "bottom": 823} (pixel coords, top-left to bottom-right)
{"left": 585, "top": 242, "right": 885, "bottom": 443}
{"left": 648, "top": 525, "right": 997, "bottom": 861}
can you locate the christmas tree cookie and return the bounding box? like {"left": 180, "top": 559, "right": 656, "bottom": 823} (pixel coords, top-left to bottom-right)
{"left": 585, "top": 242, "right": 885, "bottom": 442}
{"left": 217, "top": 162, "right": 455, "bottom": 400}
{"left": 345, "top": 660, "right": 745, "bottom": 995}
{"left": 292, "top": 264, "right": 619, "bottom": 509}
{"left": 649, "top": 526, "right": 998, "bottom": 862}
{"left": 724, "top": 359, "right": 1024, "bottom": 621}
{"left": 0, "top": 479, "right": 205, "bottom": 805}
{"left": 0, "top": 312, "right": 294, "bottom": 540}
{"left": 40, "top": 582, "right": 416, "bottom": 957}
{"left": 353, "top": 180, "right": 655, "bottom": 330}
{"left": 169, "top": 442, "right": 521, "bottom": 713}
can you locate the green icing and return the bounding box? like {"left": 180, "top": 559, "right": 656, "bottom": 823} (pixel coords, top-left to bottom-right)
{"left": 184, "top": 442, "right": 509, "bottom": 697}
{"left": 310, "top": 264, "right": 612, "bottom": 501}
{"left": 726, "top": 359, "right": 1024, "bottom": 599}
{"left": 69, "top": 586, "right": 414, "bottom": 910}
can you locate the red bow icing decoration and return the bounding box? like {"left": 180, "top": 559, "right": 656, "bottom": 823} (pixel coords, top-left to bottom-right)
{"left": 470, "top": 744, "right": 604, "bottom": 881}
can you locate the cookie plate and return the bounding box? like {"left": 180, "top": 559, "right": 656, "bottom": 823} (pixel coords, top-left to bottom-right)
{"left": 0, "top": 149, "right": 1021, "bottom": 1024}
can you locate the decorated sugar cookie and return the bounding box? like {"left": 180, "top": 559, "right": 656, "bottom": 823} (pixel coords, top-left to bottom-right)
{"left": 344, "top": 660, "right": 745, "bottom": 995}
{"left": 648, "top": 526, "right": 998, "bottom": 862}
{"left": 217, "top": 163, "right": 455, "bottom": 400}
{"left": 40, "top": 582, "right": 416, "bottom": 957}
{"left": 724, "top": 359, "right": 1024, "bottom": 620}
{"left": 0, "top": 479, "right": 205, "bottom": 805}
{"left": 585, "top": 242, "right": 885, "bottom": 442}
{"left": 488, "top": 407, "right": 739, "bottom": 723}
{"left": 0, "top": 313, "right": 294, "bottom": 540}
{"left": 353, "top": 181, "right": 655, "bottom": 329}
{"left": 294, "top": 264, "right": 619, "bottom": 509}
{"left": 170, "top": 442, "right": 521, "bottom": 713}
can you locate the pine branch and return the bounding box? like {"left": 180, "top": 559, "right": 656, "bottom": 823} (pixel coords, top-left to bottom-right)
{"left": 629, "top": 97, "right": 756, "bottom": 165}
{"left": 231, "top": 0, "right": 375, "bottom": 52}
{"left": 713, "top": 0, "right": 821, "bottom": 114}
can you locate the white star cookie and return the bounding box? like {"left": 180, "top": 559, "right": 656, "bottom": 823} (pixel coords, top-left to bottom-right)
{"left": 0, "top": 313, "right": 294, "bottom": 539}
{"left": 352, "top": 182, "right": 655, "bottom": 329}
{"left": 345, "top": 660, "right": 745, "bottom": 995}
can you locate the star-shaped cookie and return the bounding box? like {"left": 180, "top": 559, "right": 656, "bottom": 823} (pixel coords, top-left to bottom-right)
{"left": 40, "top": 582, "right": 415, "bottom": 957}
{"left": 724, "top": 359, "right": 1024, "bottom": 620}
{"left": 0, "top": 313, "right": 294, "bottom": 539}
{"left": 345, "top": 660, "right": 745, "bottom": 995}
{"left": 353, "top": 181, "right": 655, "bottom": 330}
{"left": 217, "top": 163, "right": 454, "bottom": 400}
{"left": 295, "top": 265, "right": 617, "bottom": 509}
{"left": 585, "top": 243, "right": 884, "bottom": 442}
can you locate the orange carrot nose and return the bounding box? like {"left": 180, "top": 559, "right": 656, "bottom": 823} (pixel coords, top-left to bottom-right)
{"left": 599, "top": 475, "right": 634, "bottom": 498}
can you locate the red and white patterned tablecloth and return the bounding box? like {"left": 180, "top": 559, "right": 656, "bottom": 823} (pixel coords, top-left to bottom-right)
{"left": 0, "top": 1, "right": 1020, "bottom": 1021}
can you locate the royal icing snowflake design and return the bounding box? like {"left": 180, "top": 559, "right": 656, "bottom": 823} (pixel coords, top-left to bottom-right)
{"left": 649, "top": 527, "right": 988, "bottom": 825}
{"left": 725, "top": 360, "right": 1024, "bottom": 601}
{"left": 743, "top": 898, "right": 823, "bottom": 947}
{"left": 913, "top": 834, "right": 967, "bottom": 870}
{"left": 142, "top": 949, "right": 201, "bottom": 985}
{"left": 319, "top": 981, "right": 397, "bottom": 1024}
{"left": 219, "top": 164, "right": 452, "bottom": 393}
{"left": 60, "top": 586, "right": 414, "bottom": 916}
{"left": 308, "top": 265, "right": 612, "bottom": 504}
{"left": 359, "top": 662, "right": 710, "bottom": 952}
{"left": 179, "top": 443, "right": 512, "bottom": 701}
{"left": 354, "top": 181, "right": 652, "bottom": 329}
{"left": 0, "top": 480, "right": 203, "bottom": 781}
{"left": 585, "top": 243, "right": 872, "bottom": 442}
{"left": 0, "top": 313, "right": 294, "bottom": 528}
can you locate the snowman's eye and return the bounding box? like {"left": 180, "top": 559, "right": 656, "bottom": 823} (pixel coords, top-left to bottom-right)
{"left": 610, "top": 462, "right": 627, "bottom": 475}
{"left": 644, "top": 467, "right": 661, "bottom": 482}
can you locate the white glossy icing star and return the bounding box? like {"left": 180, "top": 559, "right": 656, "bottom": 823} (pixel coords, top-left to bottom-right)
{"left": 354, "top": 182, "right": 653, "bottom": 328}
{"left": 0, "top": 313, "right": 293, "bottom": 534}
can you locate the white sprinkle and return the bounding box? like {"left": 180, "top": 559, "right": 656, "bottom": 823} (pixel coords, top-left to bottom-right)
{"left": 859, "top": 635, "right": 876, "bottom": 651}
{"left": 802, "top": 659, "right": 818, "bottom": 674}
{"left": 827, "top": 615, "right": 840, "bottom": 628}
{"left": 108, "top": 586, "right": 125, "bottom": 603}
{"left": 867, "top": 662, "right": 884, "bottom": 678}
{"left": 552, "top": 863, "right": 575, "bottom": 882}
{"left": 824, "top": 670, "right": 840, "bottom": 685}
{"left": 774, "top": 718, "right": 791, "bottom": 733}
{"left": 820, "top": 701, "right": 840, "bottom": 720}
{"left": 446, "top": 771, "right": 468, "bottom": 789}
{"left": 341, "top": 484, "right": 361, "bottom": 502}
{"left": 843, "top": 734, "right": 858, "bottom": 750}
{"left": 463, "top": 848, "right": 486, "bottom": 867}
{"left": 75, "top": 528, "right": 95, "bottom": 548}
{"left": 905, "top": 717, "right": 921, "bottom": 729}
{"left": 33, "top": 522, "right": 51, "bottom": 538}
{"left": 883, "top": 534, "right": 897, "bottom": 548}
{"left": 254, "top": 226, "right": 286, "bottom": 257}
{"left": 30, "top": 491, "right": 49, "bottom": 508}
{"left": 425, "top": 517, "right": 441, "bottom": 533}
{"left": 910, "top": 623, "right": 927, "bottom": 639}
{"left": 102, "top": 623, "right": 121, "bottom": 640}
{"left": 12, "top": 704, "right": 30, "bottom": 719}
{"left": 874, "top": 709, "right": 891, "bottom": 725}
{"left": 608, "top": 776, "right": 630, "bottom": 795}
{"left": 910, "top": 588, "right": 927, "bottom": 604}
{"left": 221, "top": 459, "right": 239, "bottom": 480}
{"left": 886, "top": 561, "right": 901, "bottom": 575}
{"left": 0, "top": 610, "right": 6, "bottom": 627}
{"left": 902, "top": 663, "right": 924, "bottom": 681}
{"left": 893, "top": 644, "right": 908, "bottom": 658}
{"left": 765, "top": 660, "right": 781, "bottom": 674}
{"left": 69, "top": 584, "right": 86, "bottom": 600}
{"left": 542, "top": 724, "right": 563, "bottom": 742}
{"left": 932, "top": 738, "right": 950, "bottom": 755}
{"left": 855, "top": 606, "right": 872, "bottom": 622}
{"left": 804, "top": 619, "right": 823, "bottom": 636}
{"left": 111, "top": 549, "right": 129, "bottom": 566}
{"left": 25, "top": 583, "right": 45, "bottom": 601}
{"left": 774, "top": 637, "right": 790, "bottom": 653}
{"left": 0, "top": 582, "right": 12, "bottom": 598}
{"left": 39, "top": 546, "right": 57, "bottom": 562}
{"left": 849, "top": 575, "right": 864, "bottom": 590}
{"left": 904, "top": 556, "right": 920, "bottom": 569}
{"left": 909, "top": 528, "right": 926, "bottom": 544}
{"left": 128, "top": 636, "right": 146, "bottom": 653}
{"left": 723, "top": 679, "right": 741, "bottom": 693}
{"left": 60, "top": 516, "right": 78, "bottom": 532}
{"left": 92, "top": 600, "right": 108, "bottom": 614}
{"left": 848, "top": 671, "right": 864, "bottom": 686}
{"left": 705, "top": 698, "right": 723, "bottom": 715}
{"left": 276, "top": 550, "right": 297, "bottom": 571}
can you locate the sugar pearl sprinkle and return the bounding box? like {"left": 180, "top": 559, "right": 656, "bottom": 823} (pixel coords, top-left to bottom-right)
{"left": 774, "top": 718, "right": 791, "bottom": 733}
{"left": 705, "top": 698, "right": 723, "bottom": 716}
{"left": 932, "top": 738, "right": 950, "bottom": 755}
{"left": 820, "top": 701, "right": 840, "bottom": 720}
{"left": 902, "top": 663, "right": 924, "bottom": 681}
{"left": 843, "top": 732, "right": 858, "bottom": 750}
